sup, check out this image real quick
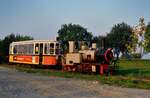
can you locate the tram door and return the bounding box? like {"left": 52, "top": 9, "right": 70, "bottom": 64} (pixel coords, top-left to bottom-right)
{"left": 39, "top": 43, "right": 43, "bottom": 65}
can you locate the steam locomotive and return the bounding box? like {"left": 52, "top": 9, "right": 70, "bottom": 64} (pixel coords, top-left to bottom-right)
{"left": 62, "top": 41, "right": 114, "bottom": 75}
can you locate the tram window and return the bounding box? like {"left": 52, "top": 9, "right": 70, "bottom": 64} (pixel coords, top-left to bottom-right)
{"left": 13, "top": 45, "right": 19, "bottom": 54}
{"left": 13, "top": 47, "right": 17, "bottom": 54}
{"left": 55, "top": 43, "right": 59, "bottom": 54}
{"left": 13, "top": 44, "right": 34, "bottom": 55}
{"left": 27, "top": 44, "right": 34, "bottom": 54}
{"left": 50, "top": 43, "right": 54, "bottom": 48}
{"left": 35, "top": 43, "right": 39, "bottom": 54}
{"left": 14, "top": 45, "right": 20, "bottom": 54}
{"left": 20, "top": 45, "right": 26, "bottom": 54}
{"left": 50, "top": 49, "right": 54, "bottom": 55}
{"left": 50, "top": 43, "right": 54, "bottom": 55}
{"left": 56, "top": 43, "right": 59, "bottom": 49}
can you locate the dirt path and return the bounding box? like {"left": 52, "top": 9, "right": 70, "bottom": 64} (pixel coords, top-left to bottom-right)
{"left": 0, "top": 66, "right": 150, "bottom": 98}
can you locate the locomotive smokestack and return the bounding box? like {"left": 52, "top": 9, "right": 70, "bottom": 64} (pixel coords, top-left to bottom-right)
{"left": 69, "top": 41, "right": 75, "bottom": 53}
{"left": 92, "top": 43, "right": 97, "bottom": 49}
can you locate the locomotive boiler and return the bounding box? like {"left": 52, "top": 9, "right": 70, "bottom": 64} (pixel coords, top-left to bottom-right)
{"left": 62, "top": 41, "right": 114, "bottom": 75}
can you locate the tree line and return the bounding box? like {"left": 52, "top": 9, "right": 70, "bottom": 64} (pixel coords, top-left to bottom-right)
{"left": 57, "top": 23, "right": 150, "bottom": 57}
{"left": 0, "top": 34, "right": 33, "bottom": 63}
{"left": 0, "top": 22, "right": 150, "bottom": 63}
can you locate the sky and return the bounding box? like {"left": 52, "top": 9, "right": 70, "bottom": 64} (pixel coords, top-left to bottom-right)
{"left": 0, "top": 0, "right": 150, "bottom": 40}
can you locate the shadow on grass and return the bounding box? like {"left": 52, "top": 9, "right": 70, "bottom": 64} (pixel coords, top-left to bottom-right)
{"left": 117, "top": 68, "right": 139, "bottom": 75}
{"left": 115, "top": 68, "right": 150, "bottom": 77}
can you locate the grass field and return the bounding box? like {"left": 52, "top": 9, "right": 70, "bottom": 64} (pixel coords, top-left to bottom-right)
{"left": 103, "top": 60, "right": 150, "bottom": 89}
{"left": 0, "top": 59, "right": 150, "bottom": 89}
{"left": 117, "top": 60, "right": 150, "bottom": 78}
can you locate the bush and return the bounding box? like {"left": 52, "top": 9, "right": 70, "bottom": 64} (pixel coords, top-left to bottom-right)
{"left": 132, "top": 53, "right": 141, "bottom": 58}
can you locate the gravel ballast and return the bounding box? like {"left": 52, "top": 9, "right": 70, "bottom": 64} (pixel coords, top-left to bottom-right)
{"left": 0, "top": 66, "right": 150, "bottom": 98}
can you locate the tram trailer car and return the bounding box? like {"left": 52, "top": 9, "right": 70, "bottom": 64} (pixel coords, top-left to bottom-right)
{"left": 62, "top": 41, "right": 114, "bottom": 75}
{"left": 9, "top": 40, "right": 61, "bottom": 67}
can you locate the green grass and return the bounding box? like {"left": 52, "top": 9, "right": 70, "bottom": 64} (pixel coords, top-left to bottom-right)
{"left": 117, "top": 60, "right": 150, "bottom": 78}
{"left": 0, "top": 59, "right": 150, "bottom": 89}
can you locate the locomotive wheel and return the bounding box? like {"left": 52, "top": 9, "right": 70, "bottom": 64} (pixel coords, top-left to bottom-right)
{"left": 62, "top": 65, "right": 78, "bottom": 72}
{"left": 104, "top": 48, "right": 113, "bottom": 64}
{"left": 62, "top": 65, "right": 67, "bottom": 71}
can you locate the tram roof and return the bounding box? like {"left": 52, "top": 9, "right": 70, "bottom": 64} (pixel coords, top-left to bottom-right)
{"left": 10, "top": 40, "right": 58, "bottom": 45}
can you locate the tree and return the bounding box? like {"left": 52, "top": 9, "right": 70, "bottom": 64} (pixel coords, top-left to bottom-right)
{"left": 1, "top": 33, "right": 33, "bottom": 62}
{"left": 144, "top": 22, "right": 150, "bottom": 52}
{"left": 57, "top": 23, "right": 93, "bottom": 52}
{"left": 0, "top": 39, "right": 2, "bottom": 63}
{"left": 107, "top": 22, "right": 132, "bottom": 53}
